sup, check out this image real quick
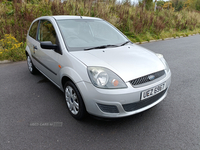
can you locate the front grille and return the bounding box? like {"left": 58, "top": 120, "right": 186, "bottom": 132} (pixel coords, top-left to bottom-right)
{"left": 122, "top": 88, "right": 167, "bottom": 112}
{"left": 130, "top": 70, "right": 165, "bottom": 86}
{"left": 97, "top": 103, "right": 119, "bottom": 113}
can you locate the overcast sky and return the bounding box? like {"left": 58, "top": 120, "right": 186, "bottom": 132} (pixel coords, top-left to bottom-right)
{"left": 116, "top": 0, "right": 139, "bottom": 4}
{"left": 116, "top": 0, "right": 164, "bottom": 4}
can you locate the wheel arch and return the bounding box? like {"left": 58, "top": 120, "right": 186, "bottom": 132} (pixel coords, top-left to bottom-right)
{"left": 59, "top": 66, "right": 88, "bottom": 91}
{"left": 25, "top": 45, "right": 31, "bottom": 57}
{"left": 61, "top": 76, "right": 74, "bottom": 90}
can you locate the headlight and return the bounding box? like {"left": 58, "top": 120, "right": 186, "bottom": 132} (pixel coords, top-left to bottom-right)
{"left": 156, "top": 53, "right": 170, "bottom": 72}
{"left": 87, "top": 67, "right": 127, "bottom": 89}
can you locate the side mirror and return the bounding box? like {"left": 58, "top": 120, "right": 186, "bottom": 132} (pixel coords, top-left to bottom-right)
{"left": 40, "top": 41, "right": 58, "bottom": 50}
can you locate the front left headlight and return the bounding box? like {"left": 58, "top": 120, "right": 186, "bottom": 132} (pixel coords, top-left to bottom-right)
{"left": 87, "top": 66, "right": 127, "bottom": 89}
{"left": 156, "top": 53, "right": 170, "bottom": 72}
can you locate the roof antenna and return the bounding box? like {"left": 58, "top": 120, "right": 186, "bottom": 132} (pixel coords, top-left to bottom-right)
{"left": 76, "top": 9, "right": 82, "bottom": 19}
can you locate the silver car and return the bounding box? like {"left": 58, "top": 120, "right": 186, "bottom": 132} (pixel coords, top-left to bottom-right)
{"left": 26, "top": 16, "right": 171, "bottom": 120}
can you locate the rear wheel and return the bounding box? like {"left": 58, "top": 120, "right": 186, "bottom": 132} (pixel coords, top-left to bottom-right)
{"left": 64, "top": 81, "right": 86, "bottom": 120}
{"left": 27, "top": 55, "right": 37, "bottom": 74}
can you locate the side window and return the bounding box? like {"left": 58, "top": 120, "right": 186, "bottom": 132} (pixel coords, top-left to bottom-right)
{"left": 29, "top": 21, "right": 38, "bottom": 39}
{"left": 38, "top": 20, "right": 57, "bottom": 44}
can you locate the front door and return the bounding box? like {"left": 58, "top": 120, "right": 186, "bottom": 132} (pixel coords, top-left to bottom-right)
{"left": 36, "top": 20, "right": 62, "bottom": 86}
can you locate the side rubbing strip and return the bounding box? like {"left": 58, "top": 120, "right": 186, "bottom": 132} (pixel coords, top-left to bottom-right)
{"left": 32, "top": 55, "right": 57, "bottom": 75}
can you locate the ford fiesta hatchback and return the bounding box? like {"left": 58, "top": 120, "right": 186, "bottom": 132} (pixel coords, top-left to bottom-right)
{"left": 26, "top": 16, "right": 171, "bottom": 120}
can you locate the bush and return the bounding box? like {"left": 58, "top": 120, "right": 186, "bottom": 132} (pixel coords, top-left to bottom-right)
{"left": 0, "top": 34, "right": 26, "bottom": 61}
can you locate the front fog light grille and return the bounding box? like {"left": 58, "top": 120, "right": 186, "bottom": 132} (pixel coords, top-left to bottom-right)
{"left": 130, "top": 70, "right": 165, "bottom": 86}
{"left": 97, "top": 103, "right": 119, "bottom": 113}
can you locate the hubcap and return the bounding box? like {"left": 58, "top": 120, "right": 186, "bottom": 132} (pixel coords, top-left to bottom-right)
{"left": 65, "top": 86, "right": 79, "bottom": 115}
{"left": 27, "top": 56, "right": 33, "bottom": 72}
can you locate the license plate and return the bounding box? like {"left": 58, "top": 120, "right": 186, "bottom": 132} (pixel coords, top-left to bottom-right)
{"left": 141, "top": 82, "right": 166, "bottom": 100}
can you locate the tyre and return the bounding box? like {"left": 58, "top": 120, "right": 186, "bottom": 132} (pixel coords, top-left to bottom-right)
{"left": 64, "top": 81, "right": 86, "bottom": 120}
{"left": 27, "top": 55, "right": 37, "bottom": 74}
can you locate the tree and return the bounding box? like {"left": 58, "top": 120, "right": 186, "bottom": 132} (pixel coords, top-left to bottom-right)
{"left": 196, "top": 0, "right": 200, "bottom": 10}
{"left": 139, "top": 0, "right": 154, "bottom": 10}
{"left": 163, "top": 1, "right": 173, "bottom": 9}
{"left": 188, "top": 0, "right": 200, "bottom": 11}
{"left": 157, "top": 0, "right": 165, "bottom": 7}
{"left": 171, "top": 0, "right": 187, "bottom": 11}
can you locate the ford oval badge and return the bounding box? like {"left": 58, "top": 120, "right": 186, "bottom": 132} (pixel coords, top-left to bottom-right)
{"left": 148, "top": 75, "right": 155, "bottom": 81}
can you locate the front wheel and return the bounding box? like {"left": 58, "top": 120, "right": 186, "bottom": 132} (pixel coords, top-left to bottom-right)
{"left": 64, "top": 81, "right": 86, "bottom": 120}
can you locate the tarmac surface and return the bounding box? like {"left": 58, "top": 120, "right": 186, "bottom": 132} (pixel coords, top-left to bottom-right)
{"left": 0, "top": 35, "right": 200, "bottom": 150}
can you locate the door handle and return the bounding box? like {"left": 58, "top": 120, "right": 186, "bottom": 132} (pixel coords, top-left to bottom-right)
{"left": 33, "top": 45, "right": 37, "bottom": 50}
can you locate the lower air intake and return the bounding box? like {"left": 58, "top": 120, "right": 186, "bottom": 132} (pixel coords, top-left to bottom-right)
{"left": 97, "top": 103, "right": 119, "bottom": 113}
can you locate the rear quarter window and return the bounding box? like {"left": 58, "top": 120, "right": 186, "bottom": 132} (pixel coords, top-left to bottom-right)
{"left": 29, "top": 21, "right": 38, "bottom": 39}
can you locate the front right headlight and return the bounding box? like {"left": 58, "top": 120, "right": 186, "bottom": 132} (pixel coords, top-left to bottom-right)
{"left": 87, "top": 66, "right": 127, "bottom": 89}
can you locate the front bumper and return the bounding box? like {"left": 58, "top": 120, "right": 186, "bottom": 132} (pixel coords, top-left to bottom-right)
{"left": 76, "top": 70, "right": 171, "bottom": 118}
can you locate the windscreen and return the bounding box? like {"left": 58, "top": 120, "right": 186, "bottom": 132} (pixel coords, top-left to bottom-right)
{"left": 57, "top": 19, "right": 127, "bottom": 51}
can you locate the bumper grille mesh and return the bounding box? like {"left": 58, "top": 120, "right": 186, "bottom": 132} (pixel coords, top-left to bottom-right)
{"left": 130, "top": 70, "right": 165, "bottom": 86}
{"left": 122, "top": 88, "right": 167, "bottom": 112}
{"left": 97, "top": 103, "right": 119, "bottom": 113}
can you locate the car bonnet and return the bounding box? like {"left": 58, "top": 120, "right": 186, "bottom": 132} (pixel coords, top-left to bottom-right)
{"left": 70, "top": 44, "right": 165, "bottom": 82}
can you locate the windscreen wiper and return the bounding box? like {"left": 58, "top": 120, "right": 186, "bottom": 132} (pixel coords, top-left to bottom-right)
{"left": 120, "top": 41, "right": 132, "bottom": 46}
{"left": 84, "top": 45, "right": 119, "bottom": 51}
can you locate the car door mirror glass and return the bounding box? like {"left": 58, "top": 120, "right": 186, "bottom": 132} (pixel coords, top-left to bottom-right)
{"left": 40, "top": 41, "right": 58, "bottom": 50}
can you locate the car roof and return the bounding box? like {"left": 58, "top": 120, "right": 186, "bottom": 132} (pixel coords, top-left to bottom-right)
{"left": 32, "top": 16, "right": 102, "bottom": 23}
{"left": 52, "top": 15, "right": 102, "bottom": 20}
